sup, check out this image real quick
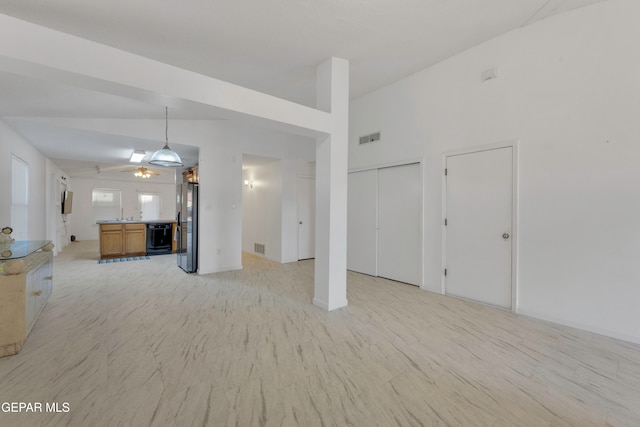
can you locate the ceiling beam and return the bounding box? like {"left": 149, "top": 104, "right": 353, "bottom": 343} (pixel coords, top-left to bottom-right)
{"left": 0, "top": 14, "right": 331, "bottom": 138}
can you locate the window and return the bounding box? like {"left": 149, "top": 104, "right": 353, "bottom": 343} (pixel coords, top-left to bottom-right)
{"left": 92, "top": 189, "right": 122, "bottom": 222}
{"left": 138, "top": 192, "right": 161, "bottom": 221}
{"left": 11, "top": 155, "right": 28, "bottom": 241}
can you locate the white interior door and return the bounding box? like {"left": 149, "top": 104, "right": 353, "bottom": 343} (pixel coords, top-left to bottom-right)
{"left": 139, "top": 192, "right": 161, "bottom": 221}
{"left": 445, "top": 147, "right": 513, "bottom": 309}
{"left": 378, "top": 163, "right": 422, "bottom": 286}
{"left": 297, "top": 177, "right": 315, "bottom": 260}
{"left": 347, "top": 170, "right": 378, "bottom": 276}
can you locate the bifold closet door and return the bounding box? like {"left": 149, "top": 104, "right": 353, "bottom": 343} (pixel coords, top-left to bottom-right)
{"left": 378, "top": 163, "right": 422, "bottom": 286}
{"left": 347, "top": 170, "right": 378, "bottom": 276}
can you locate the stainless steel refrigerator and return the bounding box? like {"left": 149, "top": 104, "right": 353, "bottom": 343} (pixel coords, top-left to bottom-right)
{"left": 176, "top": 182, "right": 198, "bottom": 273}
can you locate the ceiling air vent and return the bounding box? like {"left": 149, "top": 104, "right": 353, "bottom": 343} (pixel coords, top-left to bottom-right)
{"left": 359, "top": 131, "right": 381, "bottom": 145}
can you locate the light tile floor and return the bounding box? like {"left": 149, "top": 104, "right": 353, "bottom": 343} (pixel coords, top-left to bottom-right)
{"left": 1, "top": 240, "right": 639, "bottom": 426}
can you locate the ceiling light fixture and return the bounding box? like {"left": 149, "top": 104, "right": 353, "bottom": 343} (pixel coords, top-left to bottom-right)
{"left": 129, "top": 150, "right": 146, "bottom": 163}
{"left": 134, "top": 169, "right": 151, "bottom": 179}
{"left": 149, "top": 107, "right": 183, "bottom": 167}
{"left": 132, "top": 166, "right": 159, "bottom": 179}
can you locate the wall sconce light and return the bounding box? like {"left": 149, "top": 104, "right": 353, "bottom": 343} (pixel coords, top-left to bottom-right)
{"left": 244, "top": 179, "right": 253, "bottom": 189}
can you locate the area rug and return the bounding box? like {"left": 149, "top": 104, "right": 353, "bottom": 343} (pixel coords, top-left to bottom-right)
{"left": 98, "top": 256, "right": 150, "bottom": 264}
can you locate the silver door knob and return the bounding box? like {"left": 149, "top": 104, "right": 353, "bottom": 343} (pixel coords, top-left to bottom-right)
{"left": 502, "top": 233, "right": 510, "bottom": 239}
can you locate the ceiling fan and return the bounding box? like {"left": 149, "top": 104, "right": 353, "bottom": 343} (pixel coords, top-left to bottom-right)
{"left": 121, "top": 166, "right": 160, "bottom": 179}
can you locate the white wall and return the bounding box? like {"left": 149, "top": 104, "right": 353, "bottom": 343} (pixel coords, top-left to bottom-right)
{"left": 0, "top": 120, "right": 47, "bottom": 241}
{"left": 16, "top": 118, "right": 315, "bottom": 273}
{"left": 0, "top": 120, "right": 70, "bottom": 254}
{"left": 242, "top": 158, "right": 316, "bottom": 263}
{"left": 197, "top": 122, "right": 315, "bottom": 273}
{"left": 45, "top": 159, "right": 71, "bottom": 254}
{"left": 69, "top": 177, "right": 177, "bottom": 241}
{"left": 349, "top": 0, "right": 640, "bottom": 343}
{"left": 242, "top": 161, "right": 283, "bottom": 262}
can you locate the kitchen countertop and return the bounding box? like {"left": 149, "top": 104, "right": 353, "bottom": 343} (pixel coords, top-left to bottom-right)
{"left": 96, "top": 219, "right": 176, "bottom": 225}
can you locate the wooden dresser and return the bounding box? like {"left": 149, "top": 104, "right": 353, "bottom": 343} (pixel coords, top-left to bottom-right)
{"left": 0, "top": 241, "right": 53, "bottom": 357}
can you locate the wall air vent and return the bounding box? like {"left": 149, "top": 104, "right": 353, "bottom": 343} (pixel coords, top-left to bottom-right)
{"left": 359, "top": 131, "right": 381, "bottom": 145}
{"left": 254, "top": 243, "right": 265, "bottom": 255}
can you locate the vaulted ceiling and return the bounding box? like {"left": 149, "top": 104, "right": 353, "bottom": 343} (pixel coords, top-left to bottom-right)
{"left": 0, "top": 0, "right": 608, "bottom": 179}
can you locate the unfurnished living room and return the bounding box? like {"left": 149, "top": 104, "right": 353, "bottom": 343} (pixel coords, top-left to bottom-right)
{"left": 1, "top": 0, "right": 640, "bottom": 426}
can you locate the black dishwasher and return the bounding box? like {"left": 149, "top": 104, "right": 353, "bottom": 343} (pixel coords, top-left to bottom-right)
{"left": 146, "top": 223, "right": 172, "bottom": 255}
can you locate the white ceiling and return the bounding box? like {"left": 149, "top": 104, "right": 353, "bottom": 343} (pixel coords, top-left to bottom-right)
{"left": 0, "top": 0, "right": 608, "bottom": 178}
{"left": 3, "top": 117, "right": 200, "bottom": 183}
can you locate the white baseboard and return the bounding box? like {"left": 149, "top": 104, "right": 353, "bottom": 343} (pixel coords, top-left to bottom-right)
{"left": 197, "top": 264, "right": 243, "bottom": 275}
{"left": 312, "top": 298, "right": 328, "bottom": 310}
{"left": 313, "top": 298, "right": 348, "bottom": 311}
{"left": 518, "top": 308, "right": 640, "bottom": 345}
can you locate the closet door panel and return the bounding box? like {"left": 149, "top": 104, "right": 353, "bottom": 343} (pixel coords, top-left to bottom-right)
{"left": 347, "top": 170, "right": 378, "bottom": 276}
{"left": 378, "top": 163, "right": 422, "bottom": 286}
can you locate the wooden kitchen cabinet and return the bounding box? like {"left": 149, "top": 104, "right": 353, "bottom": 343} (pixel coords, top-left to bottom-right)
{"left": 182, "top": 166, "right": 199, "bottom": 183}
{"left": 124, "top": 223, "right": 146, "bottom": 255}
{"left": 99, "top": 223, "right": 146, "bottom": 259}
{"left": 100, "top": 224, "right": 124, "bottom": 257}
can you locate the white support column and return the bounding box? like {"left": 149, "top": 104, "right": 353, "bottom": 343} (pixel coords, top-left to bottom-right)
{"left": 313, "top": 58, "right": 349, "bottom": 311}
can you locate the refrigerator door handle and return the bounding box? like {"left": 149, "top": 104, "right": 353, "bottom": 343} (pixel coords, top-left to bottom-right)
{"left": 175, "top": 212, "right": 179, "bottom": 239}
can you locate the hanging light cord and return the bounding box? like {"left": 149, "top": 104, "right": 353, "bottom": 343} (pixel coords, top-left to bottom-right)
{"left": 149, "top": 106, "right": 183, "bottom": 167}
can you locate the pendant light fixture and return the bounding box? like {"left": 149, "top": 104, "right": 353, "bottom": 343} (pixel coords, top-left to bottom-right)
{"left": 149, "top": 107, "right": 183, "bottom": 167}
